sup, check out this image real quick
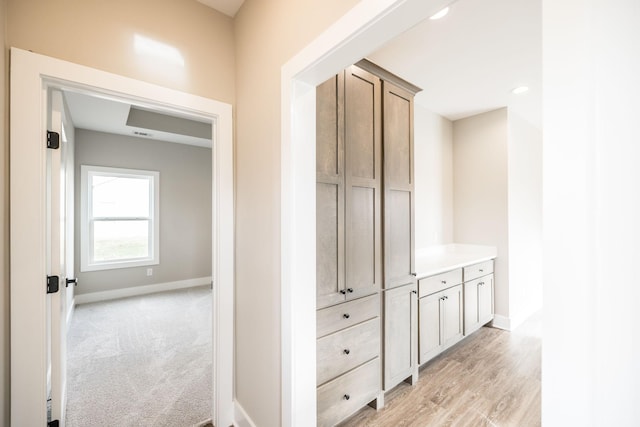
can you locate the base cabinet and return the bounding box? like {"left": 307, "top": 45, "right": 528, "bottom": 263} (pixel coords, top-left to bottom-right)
{"left": 383, "top": 283, "right": 418, "bottom": 391}
{"left": 463, "top": 261, "right": 495, "bottom": 335}
{"left": 418, "top": 284, "right": 463, "bottom": 364}
{"left": 316, "top": 295, "right": 381, "bottom": 426}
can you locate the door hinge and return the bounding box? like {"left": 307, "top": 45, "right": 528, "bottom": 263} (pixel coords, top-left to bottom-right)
{"left": 48, "top": 420, "right": 60, "bottom": 427}
{"left": 46, "top": 131, "right": 60, "bottom": 149}
{"left": 47, "top": 275, "right": 59, "bottom": 294}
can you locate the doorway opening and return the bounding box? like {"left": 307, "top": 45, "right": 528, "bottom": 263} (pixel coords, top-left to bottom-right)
{"left": 10, "top": 48, "right": 234, "bottom": 427}
{"left": 56, "top": 87, "right": 215, "bottom": 425}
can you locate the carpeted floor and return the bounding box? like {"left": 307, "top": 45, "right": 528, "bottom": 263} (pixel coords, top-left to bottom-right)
{"left": 66, "top": 285, "right": 212, "bottom": 426}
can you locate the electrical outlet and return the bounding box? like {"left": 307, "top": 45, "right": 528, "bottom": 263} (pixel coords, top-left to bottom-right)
{"left": 146, "top": 268, "right": 153, "bottom": 276}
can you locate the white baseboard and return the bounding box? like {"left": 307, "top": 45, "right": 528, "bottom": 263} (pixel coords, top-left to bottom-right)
{"left": 75, "top": 276, "right": 212, "bottom": 305}
{"left": 235, "top": 401, "right": 258, "bottom": 427}
{"left": 491, "top": 314, "right": 511, "bottom": 331}
{"left": 492, "top": 304, "right": 543, "bottom": 332}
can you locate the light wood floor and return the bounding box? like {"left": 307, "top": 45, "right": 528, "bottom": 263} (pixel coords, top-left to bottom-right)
{"left": 341, "top": 314, "right": 541, "bottom": 427}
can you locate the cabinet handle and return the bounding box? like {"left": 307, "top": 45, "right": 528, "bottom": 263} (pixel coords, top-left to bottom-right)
{"left": 343, "top": 313, "right": 350, "bottom": 319}
{"left": 479, "top": 282, "right": 484, "bottom": 286}
{"left": 347, "top": 288, "right": 354, "bottom": 293}
{"left": 65, "top": 277, "right": 78, "bottom": 287}
{"left": 411, "top": 272, "right": 417, "bottom": 277}
{"left": 343, "top": 394, "right": 350, "bottom": 400}
{"left": 441, "top": 280, "right": 447, "bottom": 284}
{"left": 411, "top": 290, "right": 417, "bottom": 294}
{"left": 340, "top": 290, "right": 347, "bottom": 295}
{"left": 343, "top": 349, "right": 350, "bottom": 355}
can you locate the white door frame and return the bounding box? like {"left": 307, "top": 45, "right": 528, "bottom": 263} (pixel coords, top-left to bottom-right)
{"left": 9, "top": 48, "right": 234, "bottom": 427}
{"left": 279, "top": 0, "right": 450, "bottom": 425}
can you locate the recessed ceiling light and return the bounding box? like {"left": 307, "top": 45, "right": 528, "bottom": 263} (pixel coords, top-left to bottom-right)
{"left": 512, "top": 86, "right": 529, "bottom": 95}
{"left": 430, "top": 7, "right": 450, "bottom": 20}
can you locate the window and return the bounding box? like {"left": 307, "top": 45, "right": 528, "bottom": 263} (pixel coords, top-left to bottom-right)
{"left": 81, "top": 165, "right": 159, "bottom": 271}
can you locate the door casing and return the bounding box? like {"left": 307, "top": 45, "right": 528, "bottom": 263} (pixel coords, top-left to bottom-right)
{"left": 9, "top": 48, "right": 234, "bottom": 427}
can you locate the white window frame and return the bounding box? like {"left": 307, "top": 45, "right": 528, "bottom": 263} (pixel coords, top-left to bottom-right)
{"left": 80, "top": 165, "right": 160, "bottom": 272}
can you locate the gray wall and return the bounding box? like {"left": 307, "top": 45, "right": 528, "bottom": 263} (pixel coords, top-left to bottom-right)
{"left": 453, "top": 108, "right": 510, "bottom": 318}
{"left": 74, "top": 129, "right": 212, "bottom": 295}
{"left": 414, "top": 104, "right": 453, "bottom": 250}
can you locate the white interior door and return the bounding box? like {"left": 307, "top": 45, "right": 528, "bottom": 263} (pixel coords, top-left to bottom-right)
{"left": 47, "top": 89, "right": 72, "bottom": 424}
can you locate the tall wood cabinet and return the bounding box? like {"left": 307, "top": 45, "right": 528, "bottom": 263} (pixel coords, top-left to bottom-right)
{"left": 316, "top": 60, "right": 420, "bottom": 426}
{"left": 316, "top": 66, "right": 382, "bottom": 310}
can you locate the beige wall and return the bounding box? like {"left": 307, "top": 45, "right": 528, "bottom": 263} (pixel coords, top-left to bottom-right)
{"left": 74, "top": 129, "right": 212, "bottom": 295}
{"left": 414, "top": 104, "right": 454, "bottom": 250}
{"left": 3, "top": 1, "right": 235, "bottom": 422}
{"left": 6, "top": 0, "right": 235, "bottom": 104}
{"left": 233, "top": 1, "right": 359, "bottom": 425}
{"left": 0, "top": 0, "right": 8, "bottom": 423}
{"left": 453, "top": 108, "right": 510, "bottom": 318}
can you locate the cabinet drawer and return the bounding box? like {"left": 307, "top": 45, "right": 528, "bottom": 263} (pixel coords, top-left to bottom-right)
{"left": 317, "top": 357, "right": 381, "bottom": 427}
{"left": 317, "top": 318, "right": 380, "bottom": 386}
{"left": 418, "top": 268, "right": 462, "bottom": 298}
{"left": 317, "top": 294, "right": 380, "bottom": 338}
{"left": 464, "top": 260, "right": 494, "bottom": 281}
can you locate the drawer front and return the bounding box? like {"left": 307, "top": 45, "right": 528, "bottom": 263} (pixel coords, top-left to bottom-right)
{"left": 317, "top": 294, "right": 380, "bottom": 338}
{"left": 317, "top": 358, "right": 381, "bottom": 427}
{"left": 317, "top": 318, "right": 380, "bottom": 386}
{"left": 418, "top": 268, "right": 462, "bottom": 298}
{"left": 464, "top": 260, "right": 494, "bottom": 281}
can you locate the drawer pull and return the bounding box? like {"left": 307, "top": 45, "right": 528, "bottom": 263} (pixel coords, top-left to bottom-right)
{"left": 479, "top": 269, "right": 484, "bottom": 272}
{"left": 343, "top": 349, "right": 350, "bottom": 355}
{"left": 347, "top": 288, "right": 354, "bottom": 293}
{"left": 343, "top": 394, "right": 350, "bottom": 401}
{"left": 340, "top": 290, "right": 347, "bottom": 295}
{"left": 479, "top": 282, "right": 484, "bottom": 286}
{"left": 441, "top": 280, "right": 447, "bottom": 284}
{"left": 343, "top": 313, "right": 350, "bottom": 319}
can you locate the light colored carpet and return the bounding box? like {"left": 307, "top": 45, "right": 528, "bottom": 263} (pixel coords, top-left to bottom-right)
{"left": 66, "top": 285, "right": 212, "bottom": 426}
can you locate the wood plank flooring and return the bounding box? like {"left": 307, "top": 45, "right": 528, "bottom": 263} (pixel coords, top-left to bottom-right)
{"left": 341, "top": 314, "right": 541, "bottom": 427}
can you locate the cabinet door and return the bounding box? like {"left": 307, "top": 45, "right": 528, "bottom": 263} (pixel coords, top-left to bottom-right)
{"left": 442, "top": 285, "right": 463, "bottom": 349}
{"left": 316, "top": 73, "right": 346, "bottom": 308}
{"left": 464, "top": 279, "right": 479, "bottom": 335}
{"left": 464, "top": 274, "right": 494, "bottom": 335}
{"left": 344, "top": 66, "right": 382, "bottom": 300}
{"left": 478, "top": 274, "right": 494, "bottom": 325}
{"left": 418, "top": 292, "right": 442, "bottom": 364}
{"left": 383, "top": 82, "right": 415, "bottom": 289}
{"left": 384, "top": 283, "right": 417, "bottom": 390}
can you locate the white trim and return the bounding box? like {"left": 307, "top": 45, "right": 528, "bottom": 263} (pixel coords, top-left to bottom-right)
{"left": 9, "top": 48, "right": 234, "bottom": 427}
{"left": 66, "top": 298, "right": 75, "bottom": 332}
{"left": 280, "top": 1, "right": 451, "bottom": 425}
{"left": 74, "top": 276, "right": 212, "bottom": 304}
{"left": 80, "top": 165, "right": 160, "bottom": 272}
{"left": 234, "top": 401, "right": 259, "bottom": 427}
{"left": 490, "top": 315, "right": 511, "bottom": 331}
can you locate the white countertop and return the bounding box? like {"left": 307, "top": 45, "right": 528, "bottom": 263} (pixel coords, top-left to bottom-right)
{"left": 415, "top": 244, "right": 497, "bottom": 278}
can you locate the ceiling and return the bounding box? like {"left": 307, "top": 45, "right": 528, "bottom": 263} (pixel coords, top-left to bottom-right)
{"left": 368, "top": 0, "right": 541, "bottom": 127}
{"left": 196, "top": 0, "right": 245, "bottom": 17}
{"left": 64, "top": 91, "right": 213, "bottom": 148}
